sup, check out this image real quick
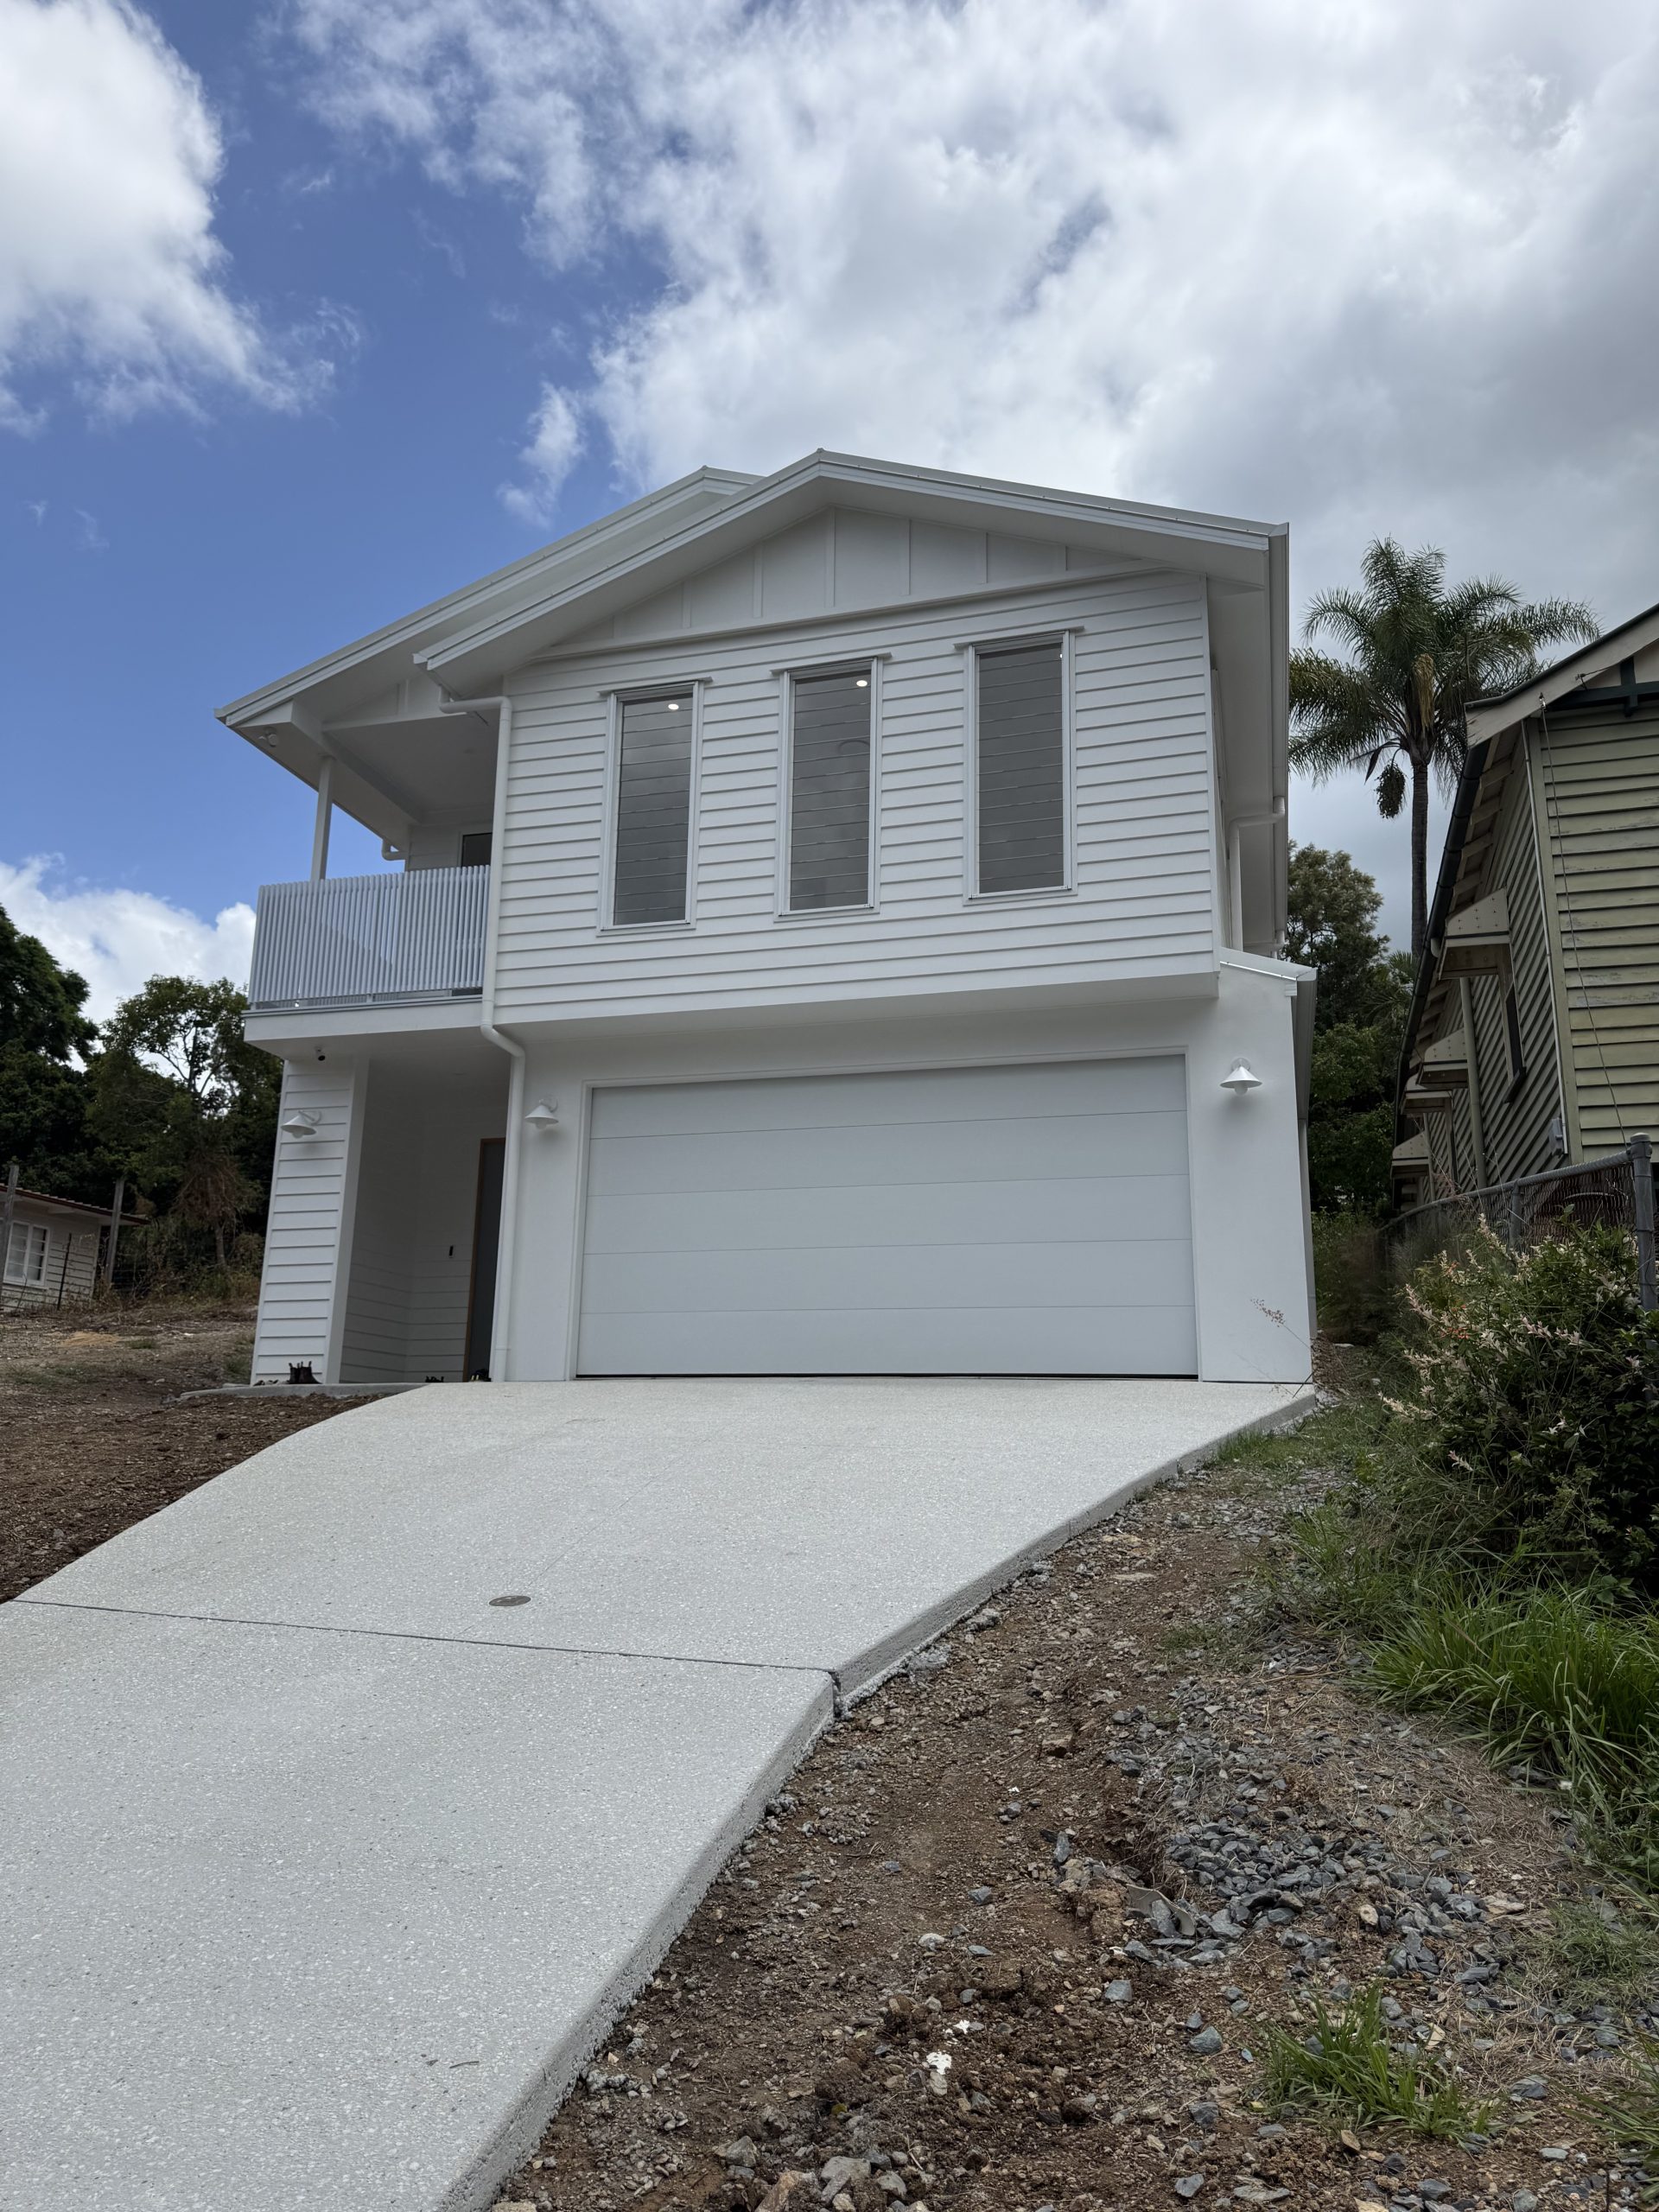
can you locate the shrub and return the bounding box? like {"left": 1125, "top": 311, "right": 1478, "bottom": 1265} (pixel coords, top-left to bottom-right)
{"left": 1387, "top": 1226, "right": 1659, "bottom": 1592}
{"left": 1311, "top": 1210, "right": 1398, "bottom": 1344}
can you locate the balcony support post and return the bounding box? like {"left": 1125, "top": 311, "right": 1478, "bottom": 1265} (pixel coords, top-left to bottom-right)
{"left": 309, "top": 755, "right": 334, "bottom": 882}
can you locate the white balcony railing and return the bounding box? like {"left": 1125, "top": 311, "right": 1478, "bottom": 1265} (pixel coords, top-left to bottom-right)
{"left": 247, "top": 867, "right": 488, "bottom": 1011}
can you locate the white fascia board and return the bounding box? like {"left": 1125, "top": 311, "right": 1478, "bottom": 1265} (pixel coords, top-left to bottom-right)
{"left": 216, "top": 466, "right": 758, "bottom": 730}
{"left": 420, "top": 449, "right": 1287, "bottom": 694}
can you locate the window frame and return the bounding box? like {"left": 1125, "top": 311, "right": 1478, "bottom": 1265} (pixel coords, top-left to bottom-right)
{"left": 597, "top": 680, "right": 705, "bottom": 935}
{"left": 4, "top": 1222, "right": 48, "bottom": 1286}
{"left": 773, "top": 653, "right": 884, "bottom": 921}
{"left": 960, "top": 626, "right": 1079, "bottom": 905}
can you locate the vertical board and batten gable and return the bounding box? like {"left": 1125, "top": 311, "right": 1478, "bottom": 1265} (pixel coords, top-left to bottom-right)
{"left": 1531, "top": 700, "right": 1659, "bottom": 1150}
{"left": 493, "top": 563, "right": 1218, "bottom": 1021}
{"left": 1459, "top": 743, "right": 1564, "bottom": 1186}
{"left": 560, "top": 505, "right": 1122, "bottom": 649}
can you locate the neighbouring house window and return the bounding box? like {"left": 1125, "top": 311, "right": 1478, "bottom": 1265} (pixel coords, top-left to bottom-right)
{"left": 789, "top": 667, "right": 873, "bottom": 911}
{"left": 4, "top": 1223, "right": 48, "bottom": 1285}
{"left": 459, "top": 830, "right": 493, "bottom": 868}
{"left": 1503, "top": 982, "right": 1526, "bottom": 1090}
{"left": 976, "top": 639, "right": 1066, "bottom": 895}
{"left": 613, "top": 691, "right": 695, "bottom": 926}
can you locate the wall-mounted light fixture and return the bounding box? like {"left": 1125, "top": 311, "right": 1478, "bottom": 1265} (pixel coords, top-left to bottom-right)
{"left": 524, "top": 1098, "right": 562, "bottom": 1134}
{"left": 1220, "top": 1061, "right": 1262, "bottom": 1096}
{"left": 281, "top": 1109, "right": 321, "bottom": 1138}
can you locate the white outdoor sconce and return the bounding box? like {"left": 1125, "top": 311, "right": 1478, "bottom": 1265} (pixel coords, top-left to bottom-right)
{"left": 1220, "top": 1061, "right": 1262, "bottom": 1096}
{"left": 524, "top": 1098, "right": 562, "bottom": 1134}
{"left": 281, "top": 1109, "right": 321, "bottom": 1138}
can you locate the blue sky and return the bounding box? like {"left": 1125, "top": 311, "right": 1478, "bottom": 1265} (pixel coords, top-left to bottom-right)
{"left": 5, "top": 0, "right": 1659, "bottom": 1015}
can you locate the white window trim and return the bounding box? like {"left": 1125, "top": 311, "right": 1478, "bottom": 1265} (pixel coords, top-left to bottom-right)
{"left": 960, "top": 627, "right": 1078, "bottom": 905}
{"left": 4, "top": 1222, "right": 48, "bottom": 1286}
{"left": 774, "top": 655, "right": 883, "bottom": 921}
{"left": 596, "top": 679, "right": 706, "bottom": 935}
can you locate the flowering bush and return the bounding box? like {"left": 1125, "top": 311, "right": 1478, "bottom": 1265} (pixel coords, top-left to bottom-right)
{"left": 1389, "top": 1225, "right": 1659, "bottom": 1592}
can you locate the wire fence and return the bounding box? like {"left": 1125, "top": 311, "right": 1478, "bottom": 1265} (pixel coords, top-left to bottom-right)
{"left": 1385, "top": 1136, "right": 1658, "bottom": 1309}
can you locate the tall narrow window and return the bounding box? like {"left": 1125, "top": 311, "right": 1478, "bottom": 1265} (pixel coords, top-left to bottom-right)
{"left": 976, "top": 639, "right": 1065, "bottom": 895}
{"left": 789, "top": 667, "right": 872, "bottom": 911}
{"left": 613, "top": 690, "right": 693, "bottom": 926}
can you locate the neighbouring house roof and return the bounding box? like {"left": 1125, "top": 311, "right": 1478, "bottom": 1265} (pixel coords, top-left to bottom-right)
{"left": 7, "top": 1187, "right": 129, "bottom": 1224}
{"left": 1463, "top": 595, "right": 1659, "bottom": 744}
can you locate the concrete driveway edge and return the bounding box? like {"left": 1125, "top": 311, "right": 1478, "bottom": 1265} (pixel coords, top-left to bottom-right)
{"left": 834, "top": 1383, "right": 1320, "bottom": 1703}
{"left": 442, "top": 1670, "right": 836, "bottom": 2212}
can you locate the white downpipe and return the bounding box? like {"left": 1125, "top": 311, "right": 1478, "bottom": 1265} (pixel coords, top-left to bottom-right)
{"left": 309, "top": 755, "right": 334, "bottom": 882}
{"left": 441, "top": 690, "right": 524, "bottom": 1381}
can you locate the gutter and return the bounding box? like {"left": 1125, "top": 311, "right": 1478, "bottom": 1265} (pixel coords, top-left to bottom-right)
{"left": 439, "top": 689, "right": 524, "bottom": 1382}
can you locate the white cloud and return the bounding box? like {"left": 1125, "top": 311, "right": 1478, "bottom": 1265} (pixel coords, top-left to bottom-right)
{"left": 0, "top": 0, "right": 322, "bottom": 424}
{"left": 0, "top": 855, "right": 254, "bottom": 1026}
{"left": 289, "top": 0, "right": 1659, "bottom": 942}
{"left": 499, "top": 380, "right": 582, "bottom": 523}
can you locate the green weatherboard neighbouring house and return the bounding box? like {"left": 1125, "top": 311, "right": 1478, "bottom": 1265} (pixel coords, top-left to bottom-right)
{"left": 1396, "top": 600, "right": 1659, "bottom": 1205}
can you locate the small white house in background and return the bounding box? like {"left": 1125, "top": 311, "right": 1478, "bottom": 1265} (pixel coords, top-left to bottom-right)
{"left": 220, "top": 452, "right": 1315, "bottom": 1387}
{"left": 2, "top": 1189, "right": 107, "bottom": 1312}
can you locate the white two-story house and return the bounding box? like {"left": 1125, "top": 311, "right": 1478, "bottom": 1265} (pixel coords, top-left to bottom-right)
{"left": 222, "top": 453, "right": 1314, "bottom": 1388}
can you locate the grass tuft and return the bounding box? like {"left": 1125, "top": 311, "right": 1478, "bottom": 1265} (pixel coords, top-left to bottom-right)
{"left": 1370, "top": 1586, "right": 1659, "bottom": 1884}
{"left": 1260, "top": 1982, "right": 1489, "bottom": 2139}
{"left": 1534, "top": 1897, "right": 1659, "bottom": 2012}
{"left": 1582, "top": 2036, "right": 1659, "bottom": 2183}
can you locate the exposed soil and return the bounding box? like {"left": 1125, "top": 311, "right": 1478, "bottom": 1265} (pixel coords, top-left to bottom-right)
{"left": 0, "top": 1300, "right": 347, "bottom": 1602}
{"left": 496, "top": 1399, "right": 1651, "bottom": 2212}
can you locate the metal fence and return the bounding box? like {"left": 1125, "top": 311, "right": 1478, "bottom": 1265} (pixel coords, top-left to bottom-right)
{"left": 1385, "top": 1135, "right": 1657, "bottom": 1309}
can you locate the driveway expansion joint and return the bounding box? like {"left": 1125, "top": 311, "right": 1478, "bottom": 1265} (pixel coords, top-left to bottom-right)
{"left": 10, "top": 1594, "right": 840, "bottom": 1685}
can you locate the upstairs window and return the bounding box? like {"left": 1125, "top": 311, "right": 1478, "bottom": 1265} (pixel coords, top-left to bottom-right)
{"left": 612, "top": 690, "right": 694, "bottom": 926}
{"left": 459, "top": 830, "right": 493, "bottom": 868}
{"left": 975, "top": 639, "right": 1066, "bottom": 896}
{"left": 788, "top": 666, "right": 873, "bottom": 912}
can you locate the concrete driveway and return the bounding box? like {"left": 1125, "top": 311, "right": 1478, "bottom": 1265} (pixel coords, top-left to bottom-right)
{"left": 1, "top": 1375, "right": 1311, "bottom": 2211}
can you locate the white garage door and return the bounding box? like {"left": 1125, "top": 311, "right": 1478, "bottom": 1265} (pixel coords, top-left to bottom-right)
{"left": 576, "top": 1058, "right": 1196, "bottom": 1376}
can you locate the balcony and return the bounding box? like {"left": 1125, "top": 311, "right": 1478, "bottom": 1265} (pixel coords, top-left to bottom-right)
{"left": 246, "top": 867, "right": 488, "bottom": 1012}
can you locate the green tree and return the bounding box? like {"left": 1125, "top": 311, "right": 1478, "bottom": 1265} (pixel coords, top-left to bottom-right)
{"left": 1288, "top": 540, "right": 1595, "bottom": 957}
{"left": 1287, "top": 845, "right": 1414, "bottom": 1212}
{"left": 94, "top": 977, "right": 279, "bottom": 1264}
{"left": 0, "top": 904, "right": 96, "bottom": 1060}
{"left": 0, "top": 904, "right": 110, "bottom": 1200}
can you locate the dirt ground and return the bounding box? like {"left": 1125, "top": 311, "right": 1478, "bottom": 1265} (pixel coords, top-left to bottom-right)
{"left": 495, "top": 1402, "right": 1651, "bottom": 2212}
{"left": 0, "top": 1300, "right": 346, "bottom": 1602}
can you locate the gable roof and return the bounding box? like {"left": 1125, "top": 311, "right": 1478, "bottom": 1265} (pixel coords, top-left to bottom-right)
{"left": 1465, "top": 595, "right": 1659, "bottom": 745}
{"left": 221, "top": 448, "right": 1285, "bottom": 726}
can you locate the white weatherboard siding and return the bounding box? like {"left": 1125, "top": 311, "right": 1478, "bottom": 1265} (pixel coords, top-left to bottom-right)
{"left": 251, "top": 1063, "right": 363, "bottom": 1382}
{"left": 494, "top": 570, "right": 1217, "bottom": 1023}
{"left": 576, "top": 1058, "right": 1195, "bottom": 1376}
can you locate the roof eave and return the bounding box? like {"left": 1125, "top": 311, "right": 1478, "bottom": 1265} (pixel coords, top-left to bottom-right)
{"left": 216, "top": 464, "right": 760, "bottom": 732}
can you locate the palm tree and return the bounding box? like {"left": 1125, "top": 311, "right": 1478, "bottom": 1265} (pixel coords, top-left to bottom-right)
{"left": 1289, "top": 539, "right": 1595, "bottom": 959}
